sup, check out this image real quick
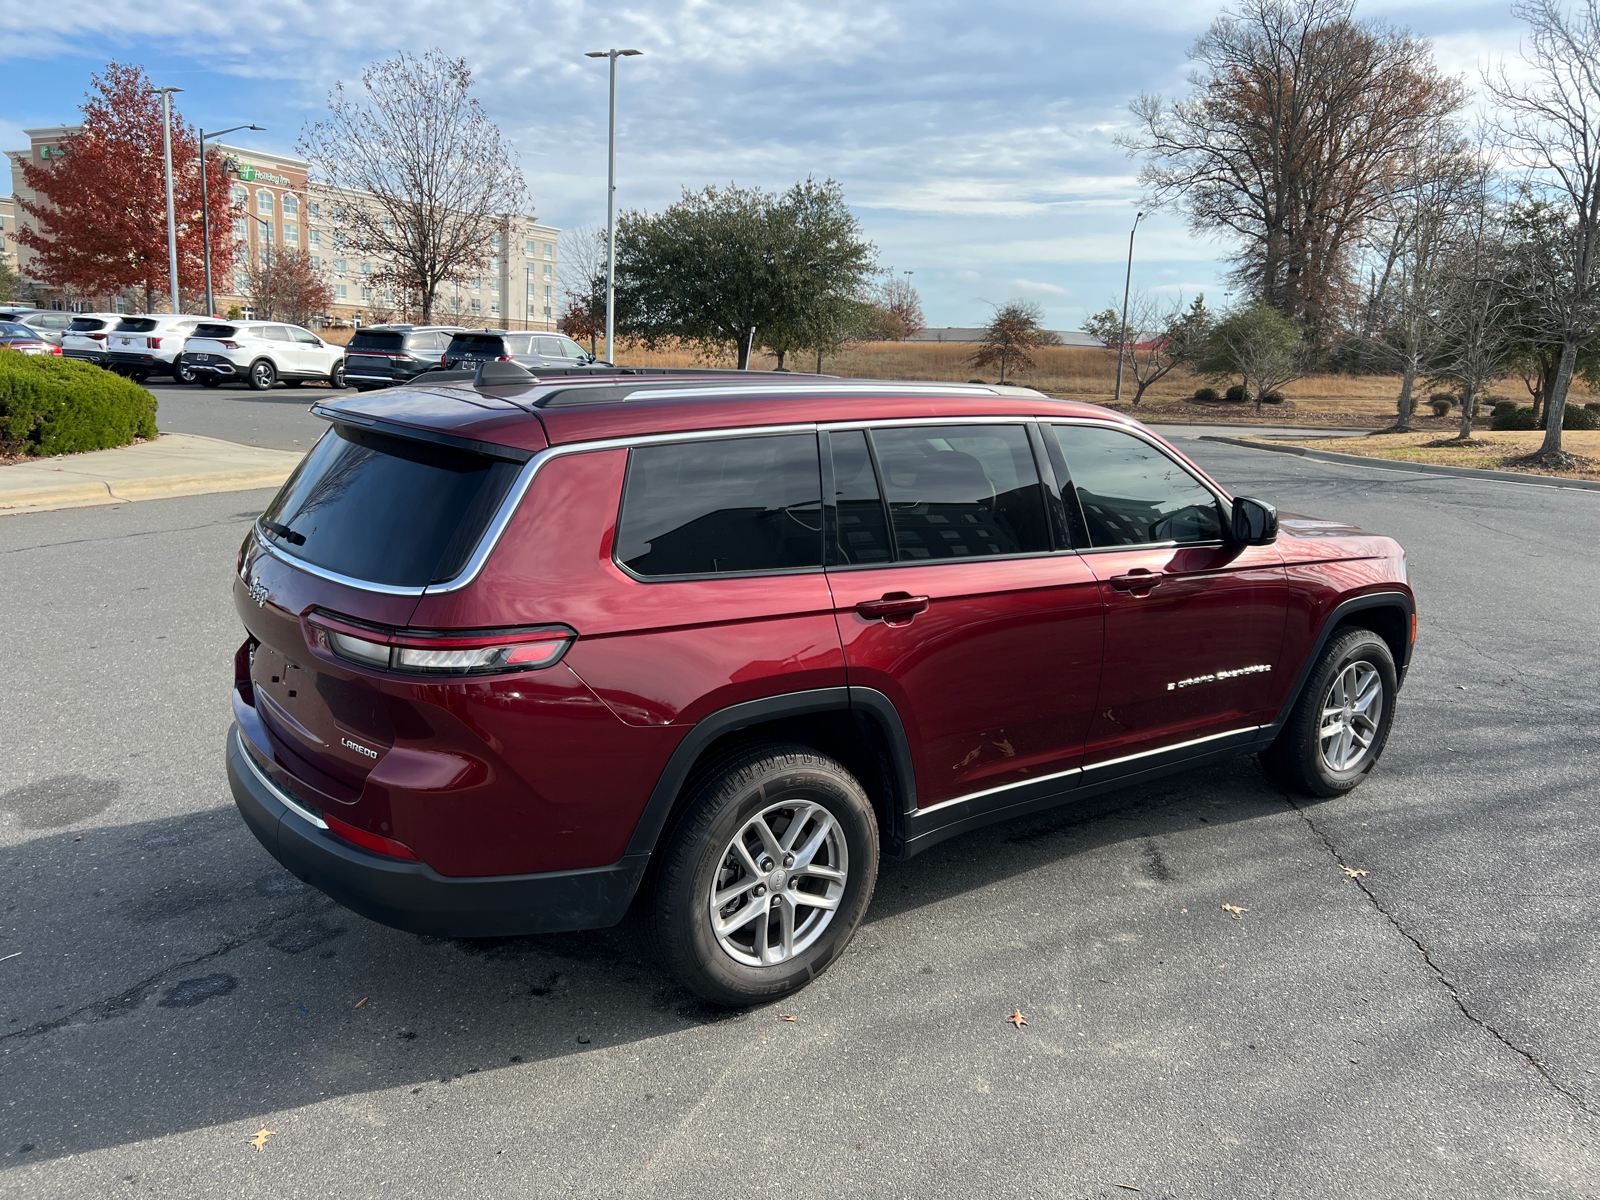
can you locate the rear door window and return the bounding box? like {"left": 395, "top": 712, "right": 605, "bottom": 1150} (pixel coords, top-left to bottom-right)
{"left": 867, "top": 425, "right": 1051, "bottom": 560}
{"left": 264, "top": 325, "right": 293, "bottom": 342}
{"left": 535, "top": 337, "right": 564, "bottom": 356}
{"left": 259, "top": 425, "right": 523, "bottom": 587}
{"left": 1049, "top": 424, "right": 1224, "bottom": 547}
{"left": 616, "top": 434, "right": 823, "bottom": 577}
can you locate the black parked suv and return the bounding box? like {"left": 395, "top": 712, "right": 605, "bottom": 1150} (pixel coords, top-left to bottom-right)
{"left": 441, "top": 329, "right": 605, "bottom": 372}
{"left": 343, "top": 325, "right": 463, "bottom": 391}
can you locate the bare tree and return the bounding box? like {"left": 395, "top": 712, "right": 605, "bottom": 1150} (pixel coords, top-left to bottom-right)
{"left": 970, "top": 300, "right": 1060, "bottom": 383}
{"left": 299, "top": 51, "right": 527, "bottom": 324}
{"left": 241, "top": 248, "right": 333, "bottom": 325}
{"left": 1082, "top": 293, "right": 1213, "bottom": 405}
{"left": 878, "top": 271, "right": 925, "bottom": 340}
{"left": 1487, "top": 0, "right": 1600, "bottom": 462}
{"left": 558, "top": 224, "right": 607, "bottom": 353}
{"left": 1429, "top": 168, "right": 1517, "bottom": 442}
{"left": 1123, "top": 0, "right": 1467, "bottom": 345}
{"left": 1362, "top": 134, "right": 1478, "bottom": 429}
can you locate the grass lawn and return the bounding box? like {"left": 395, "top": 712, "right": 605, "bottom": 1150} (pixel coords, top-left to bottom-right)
{"left": 1258, "top": 429, "right": 1600, "bottom": 481}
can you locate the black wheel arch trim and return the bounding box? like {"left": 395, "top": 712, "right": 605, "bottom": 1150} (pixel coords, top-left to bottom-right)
{"left": 1266, "top": 590, "right": 1415, "bottom": 738}
{"left": 623, "top": 686, "right": 917, "bottom": 860}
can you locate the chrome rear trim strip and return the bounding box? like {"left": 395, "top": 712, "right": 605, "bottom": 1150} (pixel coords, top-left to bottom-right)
{"left": 237, "top": 732, "right": 329, "bottom": 830}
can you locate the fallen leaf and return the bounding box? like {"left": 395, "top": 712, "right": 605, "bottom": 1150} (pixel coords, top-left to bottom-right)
{"left": 778, "top": 1013, "right": 797, "bottom": 1022}
{"left": 247, "top": 1129, "right": 276, "bottom": 1152}
{"left": 1222, "top": 904, "right": 1247, "bottom": 919}
{"left": 1341, "top": 867, "right": 1369, "bottom": 878}
{"left": 1180, "top": 908, "right": 1188, "bottom": 914}
{"left": 354, "top": 997, "right": 368, "bottom": 1010}
{"left": 1113, "top": 1186, "right": 1142, "bottom": 1193}
{"left": 1006, "top": 1009, "right": 1028, "bottom": 1028}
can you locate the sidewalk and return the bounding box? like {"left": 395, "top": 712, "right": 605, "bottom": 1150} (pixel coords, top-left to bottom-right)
{"left": 0, "top": 433, "right": 305, "bottom": 516}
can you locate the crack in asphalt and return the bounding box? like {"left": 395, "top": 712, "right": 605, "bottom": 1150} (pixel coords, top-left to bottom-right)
{"left": 0, "top": 897, "right": 327, "bottom": 1045}
{"left": 1287, "top": 797, "right": 1599, "bottom": 1121}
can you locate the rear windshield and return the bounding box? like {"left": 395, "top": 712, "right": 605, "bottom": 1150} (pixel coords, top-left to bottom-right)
{"left": 193, "top": 323, "right": 237, "bottom": 339}
{"left": 67, "top": 317, "right": 112, "bottom": 332}
{"left": 259, "top": 424, "right": 521, "bottom": 587}
{"left": 449, "top": 333, "right": 505, "bottom": 352}
{"left": 349, "top": 330, "right": 408, "bottom": 351}
{"left": 115, "top": 318, "right": 160, "bottom": 333}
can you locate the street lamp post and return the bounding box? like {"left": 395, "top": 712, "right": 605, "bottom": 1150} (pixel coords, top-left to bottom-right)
{"left": 1113, "top": 211, "right": 1145, "bottom": 406}
{"left": 198, "top": 123, "right": 264, "bottom": 316}
{"left": 148, "top": 87, "right": 184, "bottom": 315}
{"left": 585, "top": 48, "right": 642, "bottom": 365}
{"left": 525, "top": 263, "right": 533, "bottom": 330}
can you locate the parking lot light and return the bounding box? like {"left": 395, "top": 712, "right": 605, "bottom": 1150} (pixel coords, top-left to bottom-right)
{"left": 199, "top": 124, "right": 265, "bottom": 316}
{"left": 147, "top": 87, "right": 184, "bottom": 315}
{"left": 585, "top": 49, "right": 643, "bottom": 365}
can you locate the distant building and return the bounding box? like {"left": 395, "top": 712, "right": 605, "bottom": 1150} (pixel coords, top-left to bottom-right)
{"left": 5, "top": 127, "right": 559, "bottom": 327}
{"left": 909, "top": 326, "right": 1107, "bottom": 348}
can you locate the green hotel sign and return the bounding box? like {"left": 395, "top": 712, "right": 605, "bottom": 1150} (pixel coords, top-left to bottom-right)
{"left": 231, "top": 161, "right": 293, "bottom": 187}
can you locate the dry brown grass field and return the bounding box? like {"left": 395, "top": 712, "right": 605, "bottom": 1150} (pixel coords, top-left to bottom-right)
{"left": 1264, "top": 429, "right": 1600, "bottom": 480}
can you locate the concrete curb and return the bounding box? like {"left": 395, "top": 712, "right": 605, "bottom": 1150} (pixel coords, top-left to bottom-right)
{"left": 1201, "top": 435, "right": 1600, "bottom": 493}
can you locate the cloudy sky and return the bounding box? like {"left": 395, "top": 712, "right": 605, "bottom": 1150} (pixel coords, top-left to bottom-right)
{"left": 0, "top": 0, "right": 1527, "bottom": 328}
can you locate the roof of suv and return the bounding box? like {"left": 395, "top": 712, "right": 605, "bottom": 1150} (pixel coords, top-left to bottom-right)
{"left": 310, "top": 371, "right": 1136, "bottom": 456}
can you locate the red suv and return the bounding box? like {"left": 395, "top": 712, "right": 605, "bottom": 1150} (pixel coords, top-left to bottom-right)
{"left": 228, "top": 367, "right": 1415, "bottom": 1005}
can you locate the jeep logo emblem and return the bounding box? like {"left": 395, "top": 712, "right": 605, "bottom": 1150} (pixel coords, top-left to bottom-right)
{"left": 246, "top": 580, "right": 271, "bottom": 608}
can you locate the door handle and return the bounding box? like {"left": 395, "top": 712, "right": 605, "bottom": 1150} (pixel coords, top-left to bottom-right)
{"left": 855, "top": 593, "right": 930, "bottom": 622}
{"left": 1109, "top": 570, "right": 1165, "bottom": 592}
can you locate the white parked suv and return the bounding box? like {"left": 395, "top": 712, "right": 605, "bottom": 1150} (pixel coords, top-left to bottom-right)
{"left": 106, "top": 315, "right": 209, "bottom": 382}
{"left": 180, "top": 321, "right": 348, "bottom": 391}
{"left": 60, "top": 313, "right": 134, "bottom": 367}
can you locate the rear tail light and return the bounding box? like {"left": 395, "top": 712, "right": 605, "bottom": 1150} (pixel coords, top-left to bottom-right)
{"left": 306, "top": 611, "right": 574, "bottom": 676}
{"left": 218, "top": 340, "right": 241, "bottom": 349}
{"left": 441, "top": 353, "right": 449, "bottom": 365}
{"left": 496, "top": 355, "right": 514, "bottom": 362}
{"left": 50, "top": 345, "right": 63, "bottom": 355}
{"left": 88, "top": 332, "right": 107, "bottom": 341}
{"left": 147, "top": 336, "right": 163, "bottom": 349}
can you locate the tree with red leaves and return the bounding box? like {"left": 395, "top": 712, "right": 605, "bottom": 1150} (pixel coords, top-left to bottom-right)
{"left": 15, "top": 62, "right": 236, "bottom": 313}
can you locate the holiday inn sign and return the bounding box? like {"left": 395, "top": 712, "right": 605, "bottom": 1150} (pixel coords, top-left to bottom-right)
{"left": 228, "top": 160, "right": 292, "bottom": 187}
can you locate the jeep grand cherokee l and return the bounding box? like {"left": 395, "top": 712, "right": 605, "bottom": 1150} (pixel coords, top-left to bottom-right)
{"left": 227, "top": 370, "right": 1415, "bottom": 1006}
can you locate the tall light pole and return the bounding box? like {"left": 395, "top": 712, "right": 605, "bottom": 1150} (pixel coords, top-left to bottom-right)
{"left": 148, "top": 87, "right": 184, "bottom": 315}
{"left": 1113, "top": 211, "right": 1145, "bottom": 405}
{"left": 585, "top": 48, "right": 642, "bottom": 364}
{"left": 198, "top": 123, "right": 264, "bottom": 316}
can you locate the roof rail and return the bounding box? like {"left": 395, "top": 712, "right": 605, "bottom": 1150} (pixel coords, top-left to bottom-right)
{"left": 617, "top": 382, "right": 1001, "bottom": 402}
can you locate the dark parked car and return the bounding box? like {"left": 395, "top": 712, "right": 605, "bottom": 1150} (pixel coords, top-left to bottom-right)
{"left": 343, "top": 325, "right": 463, "bottom": 391}
{"left": 0, "top": 321, "right": 62, "bottom": 355}
{"left": 441, "top": 329, "right": 604, "bottom": 372}
{"left": 228, "top": 374, "right": 1415, "bottom": 1005}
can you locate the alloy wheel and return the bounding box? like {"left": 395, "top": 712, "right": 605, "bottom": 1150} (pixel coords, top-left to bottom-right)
{"left": 1318, "top": 661, "right": 1383, "bottom": 773}
{"left": 707, "top": 799, "right": 848, "bottom": 967}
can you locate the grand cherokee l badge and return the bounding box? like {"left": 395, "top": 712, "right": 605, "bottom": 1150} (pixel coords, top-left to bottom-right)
{"left": 1168, "top": 664, "right": 1271, "bottom": 691}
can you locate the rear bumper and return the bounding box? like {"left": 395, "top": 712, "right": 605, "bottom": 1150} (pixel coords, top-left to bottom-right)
{"left": 226, "top": 722, "right": 648, "bottom": 937}
{"left": 107, "top": 350, "right": 176, "bottom": 374}
{"left": 62, "top": 348, "right": 108, "bottom": 365}
{"left": 180, "top": 353, "right": 242, "bottom": 376}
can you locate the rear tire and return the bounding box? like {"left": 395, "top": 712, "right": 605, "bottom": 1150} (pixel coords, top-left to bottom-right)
{"left": 172, "top": 360, "right": 197, "bottom": 385}
{"left": 247, "top": 359, "right": 276, "bottom": 391}
{"left": 329, "top": 361, "right": 346, "bottom": 389}
{"left": 1260, "top": 627, "right": 1397, "bottom": 797}
{"left": 650, "top": 742, "right": 878, "bottom": 1007}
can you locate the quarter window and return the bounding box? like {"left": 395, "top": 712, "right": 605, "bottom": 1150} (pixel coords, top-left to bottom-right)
{"left": 830, "top": 431, "right": 891, "bottom": 564}
{"left": 866, "top": 425, "right": 1051, "bottom": 560}
{"left": 617, "top": 435, "right": 823, "bottom": 577}
{"left": 1049, "top": 425, "right": 1223, "bottom": 547}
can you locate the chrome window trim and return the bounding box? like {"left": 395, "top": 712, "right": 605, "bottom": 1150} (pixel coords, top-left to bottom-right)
{"left": 238, "top": 733, "right": 329, "bottom": 830}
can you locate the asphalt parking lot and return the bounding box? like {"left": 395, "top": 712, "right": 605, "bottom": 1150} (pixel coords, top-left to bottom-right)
{"left": 2, "top": 400, "right": 1597, "bottom": 1198}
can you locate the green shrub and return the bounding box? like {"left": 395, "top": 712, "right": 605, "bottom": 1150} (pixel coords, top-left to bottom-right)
{"left": 1584, "top": 402, "right": 1600, "bottom": 412}
{"left": 1192, "top": 386, "right": 1221, "bottom": 402}
{"left": 0, "top": 354, "right": 158, "bottom": 456}
{"left": 1260, "top": 390, "right": 1285, "bottom": 405}
{"left": 1224, "top": 384, "right": 1251, "bottom": 404}
{"left": 1564, "top": 403, "right": 1600, "bottom": 430}
{"left": 1428, "top": 394, "right": 1453, "bottom": 417}
{"left": 1491, "top": 405, "right": 1538, "bottom": 431}
{"left": 1491, "top": 400, "right": 1519, "bottom": 418}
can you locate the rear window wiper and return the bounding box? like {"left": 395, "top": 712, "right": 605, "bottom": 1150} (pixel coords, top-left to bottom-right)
{"left": 262, "top": 519, "right": 306, "bottom": 546}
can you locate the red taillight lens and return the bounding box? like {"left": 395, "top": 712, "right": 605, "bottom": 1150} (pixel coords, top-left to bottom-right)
{"left": 50, "top": 345, "right": 63, "bottom": 355}
{"left": 322, "top": 811, "right": 422, "bottom": 861}
{"left": 88, "top": 332, "right": 107, "bottom": 341}
{"left": 218, "top": 340, "right": 241, "bottom": 349}
{"left": 496, "top": 355, "right": 514, "bottom": 362}
{"left": 306, "top": 611, "right": 575, "bottom": 676}
{"left": 148, "top": 336, "right": 163, "bottom": 349}
{"left": 441, "top": 352, "right": 449, "bottom": 365}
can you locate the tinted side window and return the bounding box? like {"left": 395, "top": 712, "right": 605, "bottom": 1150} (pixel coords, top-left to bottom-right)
{"left": 291, "top": 327, "right": 320, "bottom": 344}
{"left": 535, "top": 337, "right": 564, "bottom": 356}
{"left": 870, "top": 425, "right": 1050, "bottom": 560}
{"left": 617, "top": 435, "right": 822, "bottom": 577}
{"left": 1050, "top": 425, "right": 1223, "bottom": 546}
{"left": 830, "top": 430, "right": 891, "bottom": 564}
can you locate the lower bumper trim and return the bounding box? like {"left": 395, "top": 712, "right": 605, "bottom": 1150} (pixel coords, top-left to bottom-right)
{"left": 226, "top": 723, "right": 648, "bottom": 937}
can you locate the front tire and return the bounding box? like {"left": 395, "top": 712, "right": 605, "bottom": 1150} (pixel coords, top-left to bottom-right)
{"left": 1261, "top": 627, "right": 1397, "bottom": 797}
{"left": 247, "top": 359, "right": 276, "bottom": 391}
{"left": 650, "top": 742, "right": 879, "bottom": 1007}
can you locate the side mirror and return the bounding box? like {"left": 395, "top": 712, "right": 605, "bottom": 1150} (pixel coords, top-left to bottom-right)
{"left": 1231, "top": 496, "right": 1278, "bottom": 545}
